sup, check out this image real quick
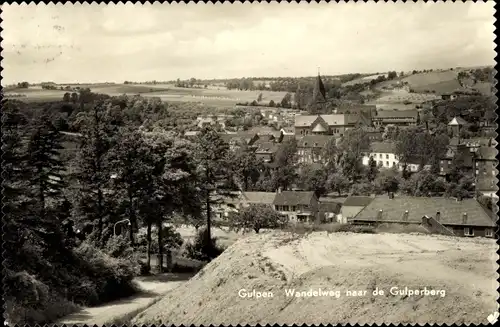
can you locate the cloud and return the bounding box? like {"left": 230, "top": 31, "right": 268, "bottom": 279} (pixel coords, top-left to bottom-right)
{"left": 0, "top": 1, "right": 495, "bottom": 84}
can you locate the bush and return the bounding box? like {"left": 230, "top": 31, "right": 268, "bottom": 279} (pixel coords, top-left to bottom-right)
{"left": 74, "top": 242, "right": 141, "bottom": 304}
{"left": 183, "top": 227, "right": 226, "bottom": 262}
{"left": 136, "top": 226, "right": 184, "bottom": 254}
{"left": 4, "top": 241, "right": 141, "bottom": 325}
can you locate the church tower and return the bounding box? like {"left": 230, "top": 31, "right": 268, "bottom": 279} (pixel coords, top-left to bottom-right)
{"left": 307, "top": 70, "right": 328, "bottom": 113}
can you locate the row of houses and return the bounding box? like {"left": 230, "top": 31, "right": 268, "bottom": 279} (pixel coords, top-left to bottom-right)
{"left": 213, "top": 190, "right": 496, "bottom": 238}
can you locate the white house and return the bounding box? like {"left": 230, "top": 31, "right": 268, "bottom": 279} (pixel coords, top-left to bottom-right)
{"left": 362, "top": 142, "right": 399, "bottom": 169}
{"left": 362, "top": 142, "right": 431, "bottom": 172}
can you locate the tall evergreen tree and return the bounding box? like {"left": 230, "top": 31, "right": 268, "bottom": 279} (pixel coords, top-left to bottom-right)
{"left": 27, "top": 115, "right": 67, "bottom": 221}
{"left": 194, "top": 127, "right": 236, "bottom": 253}
{"left": 73, "top": 102, "right": 117, "bottom": 245}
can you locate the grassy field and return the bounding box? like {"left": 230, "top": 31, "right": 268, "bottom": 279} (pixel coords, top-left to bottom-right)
{"left": 4, "top": 84, "right": 288, "bottom": 107}
{"left": 342, "top": 73, "right": 388, "bottom": 87}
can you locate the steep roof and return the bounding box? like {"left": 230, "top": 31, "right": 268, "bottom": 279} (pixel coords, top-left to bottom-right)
{"left": 369, "top": 141, "right": 396, "bottom": 154}
{"left": 312, "top": 122, "right": 328, "bottom": 133}
{"left": 311, "top": 74, "right": 327, "bottom": 104}
{"left": 319, "top": 202, "right": 342, "bottom": 214}
{"left": 321, "top": 114, "right": 346, "bottom": 126}
{"left": 273, "top": 191, "right": 316, "bottom": 206}
{"left": 242, "top": 192, "right": 276, "bottom": 205}
{"left": 297, "top": 135, "right": 332, "bottom": 148}
{"left": 343, "top": 196, "right": 374, "bottom": 207}
{"left": 351, "top": 196, "right": 496, "bottom": 227}
{"left": 255, "top": 142, "right": 280, "bottom": 154}
{"left": 448, "top": 116, "right": 467, "bottom": 126}
{"left": 295, "top": 115, "right": 320, "bottom": 127}
{"left": 375, "top": 109, "right": 418, "bottom": 119}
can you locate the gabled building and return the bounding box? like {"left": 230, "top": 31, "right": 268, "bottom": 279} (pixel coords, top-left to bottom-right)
{"left": 474, "top": 146, "right": 498, "bottom": 193}
{"left": 372, "top": 109, "right": 419, "bottom": 127}
{"left": 340, "top": 196, "right": 374, "bottom": 223}
{"left": 349, "top": 195, "right": 496, "bottom": 238}
{"left": 319, "top": 201, "right": 342, "bottom": 223}
{"left": 439, "top": 117, "right": 476, "bottom": 177}
{"left": 361, "top": 142, "right": 430, "bottom": 172}
{"left": 255, "top": 142, "right": 280, "bottom": 163}
{"left": 297, "top": 135, "right": 333, "bottom": 164}
{"left": 295, "top": 113, "right": 370, "bottom": 137}
{"left": 273, "top": 190, "right": 320, "bottom": 224}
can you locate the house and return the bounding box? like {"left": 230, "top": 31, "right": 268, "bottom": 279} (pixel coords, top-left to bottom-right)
{"left": 297, "top": 135, "right": 332, "bottom": 164}
{"left": 218, "top": 132, "right": 260, "bottom": 149}
{"left": 273, "top": 190, "right": 320, "bottom": 224}
{"left": 335, "top": 104, "right": 377, "bottom": 118}
{"left": 361, "top": 126, "right": 384, "bottom": 141}
{"left": 339, "top": 196, "right": 374, "bottom": 222}
{"left": 362, "top": 141, "right": 431, "bottom": 172}
{"left": 474, "top": 147, "right": 498, "bottom": 191}
{"left": 318, "top": 201, "right": 342, "bottom": 223}
{"left": 362, "top": 142, "right": 399, "bottom": 169}
{"left": 255, "top": 142, "right": 280, "bottom": 163}
{"left": 462, "top": 137, "right": 497, "bottom": 153}
{"left": 240, "top": 192, "right": 276, "bottom": 208}
{"left": 294, "top": 113, "right": 370, "bottom": 137}
{"left": 280, "top": 127, "right": 295, "bottom": 135}
{"left": 349, "top": 195, "right": 496, "bottom": 238}
{"left": 252, "top": 134, "right": 277, "bottom": 147}
{"left": 372, "top": 109, "right": 419, "bottom": 127}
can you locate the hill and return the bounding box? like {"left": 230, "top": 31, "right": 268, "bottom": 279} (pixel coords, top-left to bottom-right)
{"left": 131, "top": 231, "right": 498, "bottom": 325}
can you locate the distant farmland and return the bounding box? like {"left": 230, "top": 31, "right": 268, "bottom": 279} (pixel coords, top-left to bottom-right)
{"left": 4, "top": 84, "right": 288, "bottom": 107}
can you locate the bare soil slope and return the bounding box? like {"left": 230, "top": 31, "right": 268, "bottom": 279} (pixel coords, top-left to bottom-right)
{"left": 132, "top": 232, "right": 498, "bottom": 325}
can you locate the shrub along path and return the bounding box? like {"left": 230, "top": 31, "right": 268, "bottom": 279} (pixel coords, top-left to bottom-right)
{"left": 55, "top": 273, "right": 194, "bottom": 326}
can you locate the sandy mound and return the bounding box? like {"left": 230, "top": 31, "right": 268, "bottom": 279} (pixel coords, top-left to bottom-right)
{"left": 132, "top": 232, "right": 498, "bottom": 325}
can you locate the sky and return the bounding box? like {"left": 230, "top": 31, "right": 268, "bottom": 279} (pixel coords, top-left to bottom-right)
{"left": 0, "top": 1, "right": 496, "bottom": 84}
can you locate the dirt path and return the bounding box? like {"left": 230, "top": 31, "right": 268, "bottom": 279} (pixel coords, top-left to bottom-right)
{"left": 132, "top": 232, "right": 498, "bottom": 325}
{"left": 56, "top": 273, "right": 193, "bottom": 326}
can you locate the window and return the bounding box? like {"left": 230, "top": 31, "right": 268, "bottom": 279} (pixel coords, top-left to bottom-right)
{"left": 464, "top": 227, "right": 474, "bottom": 236}
{"left": 291, "top": 206, "right": 296, "bottom": 211}
{"left": 440, "top": 167, "right": 444, "bottom": 172}
{"left": 386, "top": 154, "right": 389, "bottom": 159}
{"left": 485, "top": 229, "right": 493, "bottom": 237}
{"left": 275, "top": 205, "right": 280, "bottom": 211}
{"left": 283, "top": 205, "right": 289, "bottom": 212}
{"left": 386, "top": 161, "right": 389, "bottom": 166}
{"left": 379, "top": 154, "right": 382, "bottom": 158}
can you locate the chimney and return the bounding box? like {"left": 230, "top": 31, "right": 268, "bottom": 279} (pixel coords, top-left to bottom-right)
{"left": 462, "top": 213, "right": 467, "bottom": 224}
{"left": 277, "top": 187, "right": 282, "bottom": 194}
{"left": 377, "top": 209, "right": 383, "bottom": 221}
{"left": 436, "top": 211, "right": 441, "bottom": 222}
{"left": 389, "top": 192, "right": 394, "bottom": 199}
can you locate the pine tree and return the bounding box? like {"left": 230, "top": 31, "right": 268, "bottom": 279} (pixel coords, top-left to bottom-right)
{"left": 27, "top": 115, "right": 67, "bottom": 221}
{"left": 110, "top": 128, "right": 154, "bottom": 246}
{"left": 74, "top": 102, "right": 117, "bottom": 245}
{"left": 2, "top": 100, "right": 34, "bottom": 270}
{"left": 194, "top": 127, "right": 236, "bottom": 254}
